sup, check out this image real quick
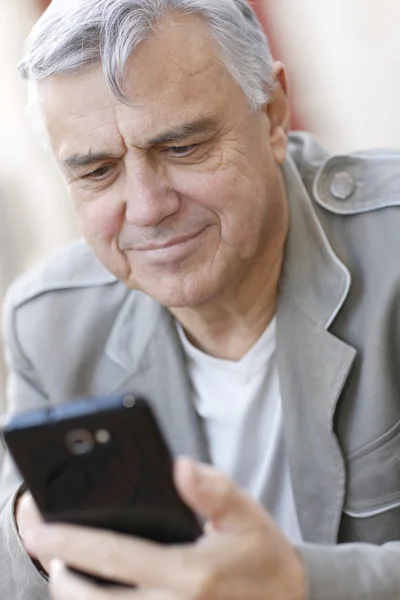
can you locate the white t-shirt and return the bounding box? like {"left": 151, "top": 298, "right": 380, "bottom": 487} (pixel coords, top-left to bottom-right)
{"left": 177, "top": 318, "right": 303, "bottom": 544}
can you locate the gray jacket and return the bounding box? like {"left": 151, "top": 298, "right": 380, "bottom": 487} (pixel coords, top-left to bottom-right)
{"left": 2, "top": 132, "right": 400, "bottom": 599}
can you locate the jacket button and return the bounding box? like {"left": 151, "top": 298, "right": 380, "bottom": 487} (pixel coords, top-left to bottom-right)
{"left": 330, "top": 172, "right": 356, "bottom": 200}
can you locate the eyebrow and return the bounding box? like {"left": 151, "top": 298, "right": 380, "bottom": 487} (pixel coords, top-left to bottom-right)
{"left": 146, "top": 117, "right": 218, "bottom": 146}
{"left": 61, "top": 117, "right": 219, "bottom": 171}
{"left": 61, "top": 152, "right": 116, "bottom": 170}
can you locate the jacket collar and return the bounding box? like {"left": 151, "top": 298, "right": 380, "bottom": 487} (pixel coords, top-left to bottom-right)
{"left": 276, "top": 155, "right": 357, "bottom": 543}
{"left": 279, "top": 154, "right": 351, "bottom": 330}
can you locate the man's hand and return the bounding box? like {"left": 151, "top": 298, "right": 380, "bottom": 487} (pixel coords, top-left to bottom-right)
{"left": 16, "top": 492, "right": 53, "bottom": 573}
{"left": 25, "top": 458, "right": 307, "bottom": 600}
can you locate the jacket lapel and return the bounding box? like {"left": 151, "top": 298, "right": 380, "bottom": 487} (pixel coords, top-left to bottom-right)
{"left": 100, "top": 292, "right": 210, "bottom": 464}
{"left": 277, "top": 156, "right": 357, "bottom": 543}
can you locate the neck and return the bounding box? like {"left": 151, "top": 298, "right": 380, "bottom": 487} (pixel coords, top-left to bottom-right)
{"left": 170, "top": 199, "right": 289, "bottom": 361}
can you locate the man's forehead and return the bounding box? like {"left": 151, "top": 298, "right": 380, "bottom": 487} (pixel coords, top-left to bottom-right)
{"left": 38, "top": 12, "right": 243, "bottom": 157}
{"left": 42, "top": 77, "right": 227, "bottom": 163}
{"left": 38, "top": 67, "right": 118, "bottom": 135}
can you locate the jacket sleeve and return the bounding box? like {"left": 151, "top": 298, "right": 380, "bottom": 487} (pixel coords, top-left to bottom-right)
{"left": 298, "top": 542, "right": 400, "bottom": 599}
{"left": 0, "top": 285, "right": 51, "bottom": 600}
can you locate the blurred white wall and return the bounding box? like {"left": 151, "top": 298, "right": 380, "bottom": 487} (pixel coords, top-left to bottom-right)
{"left": 0, "top": 0, "right": 78, "bottom": 401}
{"left": 267, "top": 0, "right": 400, "bottom": 152}
{"left": 0, "top": 0, "right": 77, "bottom": 273}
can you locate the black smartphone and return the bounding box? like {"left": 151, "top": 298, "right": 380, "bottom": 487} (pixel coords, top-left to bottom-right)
{"left": 2, "top": 394, "right": 202, "bottom": 585}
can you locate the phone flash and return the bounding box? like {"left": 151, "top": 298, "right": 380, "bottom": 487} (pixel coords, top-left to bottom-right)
{"left": 95, "top": 429, "right": 111, "bottom": 444}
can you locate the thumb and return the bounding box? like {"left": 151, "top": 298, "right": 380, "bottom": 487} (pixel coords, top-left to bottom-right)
{"left": 174, "top": 457, "right": 266, "bottom": 534}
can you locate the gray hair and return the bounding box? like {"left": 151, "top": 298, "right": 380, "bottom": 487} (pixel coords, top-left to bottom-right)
{"left": 20, "top": 0, "right": 275, "bottom": 116}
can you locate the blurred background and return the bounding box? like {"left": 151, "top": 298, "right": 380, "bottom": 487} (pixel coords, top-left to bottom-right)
{"left": 1, "top": 0, "right": 400, "bottom": 404}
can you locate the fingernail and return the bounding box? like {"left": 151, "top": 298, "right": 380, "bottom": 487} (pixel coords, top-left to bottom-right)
{"left": 50, "top": 558, "right": 65, "bottom": 578}
{"left": 177, "top": 456, "right": 198, "bottom": 483}
{"left": 203, "top": 521, "right": 215, "bottom": 535}
{"left": 192, "top": 462, "right": 218, "bottom": 498}
{"left": 193, "top": 461, "right": 214, "bottom": 481}
{"left": 177, "top": 456, "right": 196, "bottom": 469}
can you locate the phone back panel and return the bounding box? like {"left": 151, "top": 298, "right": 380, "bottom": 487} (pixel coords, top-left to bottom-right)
{"left": 3, "top": 395, "right": 202, "bottom": 543}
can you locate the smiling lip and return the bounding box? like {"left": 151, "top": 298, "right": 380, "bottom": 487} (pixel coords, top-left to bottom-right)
{"left": 134, "top": 229, "right": 206, "bottom": 252}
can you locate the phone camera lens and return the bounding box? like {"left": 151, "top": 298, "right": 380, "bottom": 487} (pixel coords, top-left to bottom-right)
{"left": 123, "top": 395, "right": 136, "bottom": 408}
{"left": 65, "top": 429, "right": 95, "bottom": 455}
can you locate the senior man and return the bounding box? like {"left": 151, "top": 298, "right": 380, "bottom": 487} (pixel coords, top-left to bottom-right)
{"left": 1, "top": 0, "right": 400, "bottom": 599}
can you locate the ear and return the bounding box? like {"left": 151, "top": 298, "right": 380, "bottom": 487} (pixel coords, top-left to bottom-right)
{"left": 264, "top": 62, "right": 291, "bottom": 165}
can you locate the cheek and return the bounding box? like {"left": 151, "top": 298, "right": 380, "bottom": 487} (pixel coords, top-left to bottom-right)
{"left": 74, "top": 192, "right": 124, "bottom": 244}
{"left": 170, "top": 159, "right": 266, "bottom": 240}
{"left": 74, "top": 193, "right": 132, "bottom": 281}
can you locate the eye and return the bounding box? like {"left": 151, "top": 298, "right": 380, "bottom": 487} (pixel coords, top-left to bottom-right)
{"left": 167, "top": 144, "right": 197, "bottom": 157}
{"left": 84, "top": 165, "right": 113, "bottom": 180}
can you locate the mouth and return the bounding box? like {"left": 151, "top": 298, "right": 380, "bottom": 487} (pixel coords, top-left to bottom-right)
{"left": 133, "top": 228, "right": 208, "bottom": 252}
{"left": 124, "top": 226, "right": 210, "bottom": 265}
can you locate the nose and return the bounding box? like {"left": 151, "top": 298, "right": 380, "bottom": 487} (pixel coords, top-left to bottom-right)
{"left": 123, "top": 155, "right": 180, "bottom": 227}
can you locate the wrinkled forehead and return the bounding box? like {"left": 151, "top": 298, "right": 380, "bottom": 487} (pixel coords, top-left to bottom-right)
{"left": 37, "top": 13, "right": 245, "bottom": 156}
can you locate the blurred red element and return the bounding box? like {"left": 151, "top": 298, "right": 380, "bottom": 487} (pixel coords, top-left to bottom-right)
{"left": 251, "top": 0, "right": 302, "bottom": 130}
{"left": 38, "top": 0, "right": 51, "bottom": 10}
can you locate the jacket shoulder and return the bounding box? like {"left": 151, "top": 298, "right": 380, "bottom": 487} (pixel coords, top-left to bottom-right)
{"left": 312, "top": 148, "right": 400, "bottom": 215}
{"left": 287, "top": 131, "right": 330, "bottom": 176}
{"left": 5, "top": 238, "right": 117, "bottom": 310}
{"left": 288, "top": 132, "right": 400, "bottom": 216}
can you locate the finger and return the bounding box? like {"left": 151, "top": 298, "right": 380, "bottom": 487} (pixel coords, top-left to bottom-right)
{"left": 25, "top": 524, "right": 196, "bottom": 591}
{"left": 19, "top": 493, "right": 41, "bottom": 515}
{"left": 26, "top": 525, "right": 165, "bottom": 587}
{"left": 17, "top": 494, "right": 44, "bottom": 559}
{"left": 49, "top": 559, "right": 136, "bottom": 600}
{"left": 174, "top": 457, "right": 269, "bottom": 533}
{"left": 18, "top": 493, "right": 43, "bottom": 532}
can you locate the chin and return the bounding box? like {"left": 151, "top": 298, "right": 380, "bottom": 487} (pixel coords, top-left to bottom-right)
{"left": 131, "top": 272, "right": 219, "bottom": 309}
{"left": 144, "top": 286, "right": 211, "bottom": 309}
